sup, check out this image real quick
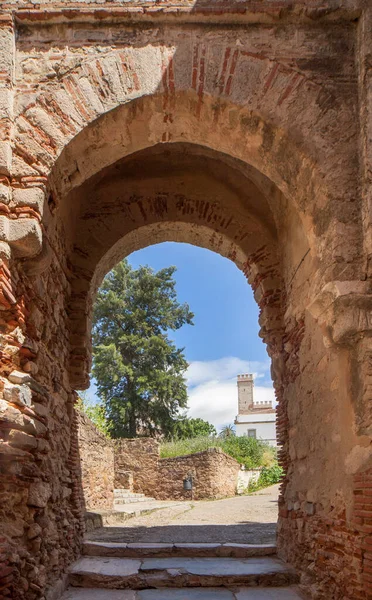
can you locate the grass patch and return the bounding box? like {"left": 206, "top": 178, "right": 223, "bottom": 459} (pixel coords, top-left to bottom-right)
{"left": 160, "top": 436, "right": 221, "bottom": 458}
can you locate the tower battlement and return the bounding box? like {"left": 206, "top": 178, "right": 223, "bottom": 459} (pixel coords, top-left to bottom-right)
{"left": 237, "top": 373, "right": 253, "bottom": 382}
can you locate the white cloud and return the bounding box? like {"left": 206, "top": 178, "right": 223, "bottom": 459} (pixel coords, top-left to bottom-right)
{"left": 186, "top": 357, "right": 271, "bottom": 388}
{"left": 84, "top": 356, "right": 275, "bottom": 433}
{"left": 185, "top": 357, "right": 274, "bottom": 431}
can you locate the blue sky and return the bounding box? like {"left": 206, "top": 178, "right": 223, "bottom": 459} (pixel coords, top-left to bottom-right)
{"left": 86, "top": 242, "right": 274, "bottom": 430}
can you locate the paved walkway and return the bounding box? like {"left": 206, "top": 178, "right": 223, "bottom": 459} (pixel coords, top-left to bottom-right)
{"left": 86, "top": 485, "right": 279, "bottom": 545}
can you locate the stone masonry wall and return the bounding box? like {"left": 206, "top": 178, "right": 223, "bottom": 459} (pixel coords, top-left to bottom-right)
{"left": 157, "top": 448, "right": 240, "bottom": 501}
{"left": 114, "top": 438, "right": 160, "bottom": 498}
{"left": 114, "top": 439, "right": 240, "bottom": 501}
{"left": 76, "top": 410, "right": 114, "bottom": 511}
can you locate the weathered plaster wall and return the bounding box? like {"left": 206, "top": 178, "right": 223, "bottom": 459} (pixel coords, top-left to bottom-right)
{"left": 157, "top": 448, "right": 240, "bottom": 501}
{"left": 0, "top": 2, "right": 370, "bottom": 599}
{"left": 76, "top": 410, "right": 114, "bottom": 511}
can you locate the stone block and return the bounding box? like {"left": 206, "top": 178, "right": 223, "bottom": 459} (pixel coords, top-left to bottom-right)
{"left": 0, "top": 142, "right": 12, "bottom": 176}
{"left": 0, "top": 27, "right": 14, "bottom": 78}
{"left": 8, "top": 429, "right": 38, "bottom": 451}
{"left": 28, "top": 481, "right": 51, "bottom": 508}
{"left": 0, "top": 216, "right": 42, "bottom": 258}
{"left": 12, "top": 187, "right": 46, "bottom": 215}
{"left": 0, "top": 183, "right": 10, "bottom": 204}
{"left": 3, "top": 382, "right": 32, "bottom": 407}
{"left": 27, "top": 523, "right": 42, "bottom": 540}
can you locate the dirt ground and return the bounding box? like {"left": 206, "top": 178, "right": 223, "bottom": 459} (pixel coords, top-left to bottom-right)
{"left": 87, "top": 485, "right": 279, "bottom": 545}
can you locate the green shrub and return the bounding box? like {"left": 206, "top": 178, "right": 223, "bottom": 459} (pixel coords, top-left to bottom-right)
{"left": 247, "top": 463, "right": 283, "bottom": 493}
{"left": 160, "top": 434, "right": 276, "bottom": 471}
{"left": 221, "top": 436, "right": 274, "bottom": 470}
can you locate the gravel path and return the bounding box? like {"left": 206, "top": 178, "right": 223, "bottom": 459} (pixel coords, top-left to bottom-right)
{"left": 87, "top": 485, "right": 279, "bottom": 545}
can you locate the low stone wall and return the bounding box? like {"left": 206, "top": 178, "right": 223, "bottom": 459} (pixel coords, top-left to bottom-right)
{"left": 76, "top": 411, "right": 114, "bottom": 510}
{"left": 77, "top": 414, "right": 240, "bottom": 505}
{"left": 157, "top": 448, "right": 240, "bottom": 501}
{"left": 114, "top": 438, "right": 159, "bottom": 497}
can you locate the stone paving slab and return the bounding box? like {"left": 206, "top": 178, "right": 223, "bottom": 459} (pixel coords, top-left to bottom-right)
{"left": 139, "top": 590, "right": 234, "bottom": 599}
{"left": 62, "top": 590, "right": 136, "bottom": 599}
{"left": 83, "top": 541, "right": 277, "bottom": 559}
{"left": 235, "top": 589, "right": 304, "bottom": 599}
{"left": 62, "top": 587, "right": 305, "bottom": 600}
{"left": 70, "top": 557, "right": 141, "bottom": 577}
{"left": 141, "top": 557, "right": 290, "bottom": 576}
{"left": 68, "top": 556, "right": 298, "bottom": 589}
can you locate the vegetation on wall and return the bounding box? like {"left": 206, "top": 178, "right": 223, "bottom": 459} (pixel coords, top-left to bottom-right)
{"left": 160, "top": 434, "right": 276, "bottom": 470}
{"left": 247, "top": 463, "right": 284, "bottom": 492}
{"left": 92, "top": 259, "right": 194, "bottom": 438}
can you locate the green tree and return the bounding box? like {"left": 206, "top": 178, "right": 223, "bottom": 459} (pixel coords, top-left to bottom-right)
{"left": 76, "top": 393, "right": 110, "bottom": 437}
{"left": 219, "top": 424, "right": 236, "bottom": 439}
{"left": 172, "top": 417, "right": 217, "bottom": 439}
{"left": 92, "top": 260, "right": 194, "bottom": 438}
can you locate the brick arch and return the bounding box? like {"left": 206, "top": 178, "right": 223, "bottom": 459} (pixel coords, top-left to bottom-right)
{"left": 68, "top": 218, "right": 283, "bottom": 390}
{"left": 62, "top": 142, "right": 286, "bottom": 389}
{"left": 13, "top": 41, "right": 361, "bottom": 281}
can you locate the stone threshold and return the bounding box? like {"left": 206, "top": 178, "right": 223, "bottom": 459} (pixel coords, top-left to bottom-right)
{"left": 83, "top": 541, "right": 277, "bottom": 559}
{"left": 62, "top": 586, "right": 306, "bottom": 599}
{"left": 68, "top": 556, "right": 298, "bottom": 589}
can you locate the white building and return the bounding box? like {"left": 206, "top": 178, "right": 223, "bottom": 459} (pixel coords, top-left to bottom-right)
{"left": 234, "top": 374, "right": 277, "bottom": 447}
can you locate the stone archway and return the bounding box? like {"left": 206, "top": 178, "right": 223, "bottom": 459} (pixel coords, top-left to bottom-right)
{"left": 0, "top": 6, "right": 371, "bottom": 599}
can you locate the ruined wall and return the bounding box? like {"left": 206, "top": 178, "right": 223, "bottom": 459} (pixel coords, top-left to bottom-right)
{"left": 114, "top": 440, "right": 240, "bottom": 501}
{"left": 157, "top": 448, "right": 240, "bottom": 501}
{"left": 114, "top": 438, "right": 159, "bottom": 498}
{"left": 76, "top": 410, "right": 114, "bottom": 511}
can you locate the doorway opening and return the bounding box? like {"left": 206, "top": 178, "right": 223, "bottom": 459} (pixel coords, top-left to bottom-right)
{"left": 77, "top": 241, "right": 280, "bottom": 546}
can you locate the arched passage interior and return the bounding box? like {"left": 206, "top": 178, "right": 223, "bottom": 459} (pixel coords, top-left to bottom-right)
{"left": 4, "top": 92, "right": 368, "bottom": 600}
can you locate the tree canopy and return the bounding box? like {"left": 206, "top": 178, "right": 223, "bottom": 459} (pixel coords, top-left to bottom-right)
{"left": 219, "top": 424, "right": 236, "bottom": 439}
{"left": 92, "top": 260, "right": 194, "bottom": 438}
{"left": 171, "top": 417, "right": 217, "bottom": 439}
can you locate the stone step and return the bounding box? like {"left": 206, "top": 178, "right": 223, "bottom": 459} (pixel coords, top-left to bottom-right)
{"left": 114, "top": 491, "right": 146, "bottom": 498}
{"left": 114, "top": 497, "right": 156, "bottom": 505}
{"left": 62, "top": 586, "right": 305, "bottom": 599}
{"left": 83, "top": 542, "right": 277, "bottom": 559}
{"left": 68, "top": 556, "right": 298, "bottom": 589}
